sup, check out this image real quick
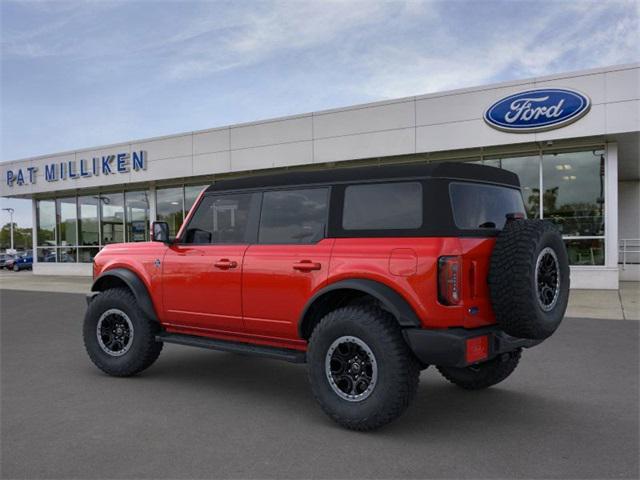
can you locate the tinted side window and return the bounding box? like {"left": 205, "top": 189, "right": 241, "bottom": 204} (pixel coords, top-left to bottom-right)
{"left": 343, "top": 182, "right": 422, "bottom": 230}
{"left": 184, "top": 193, "right": 257, "bottom": 244}
{"left": 259, "top": 188, "right": 329, "bottom": 244}
{"left": 449, "top": 182, "right": 526, "bottom": 230}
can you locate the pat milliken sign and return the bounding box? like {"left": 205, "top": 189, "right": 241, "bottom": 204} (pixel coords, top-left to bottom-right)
{"left": 5, "top": 150, "right": 147, "bottom": 187}
{"left": 484, "top": 88, "right": 591, "bottom": 133}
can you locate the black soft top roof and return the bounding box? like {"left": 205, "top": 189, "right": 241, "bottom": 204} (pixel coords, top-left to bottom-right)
{"left": 205, "top": 161, "right": 520, "bottom": 193}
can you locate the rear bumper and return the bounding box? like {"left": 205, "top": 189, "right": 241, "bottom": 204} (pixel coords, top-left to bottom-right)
{"left": 403, "top": 326, "right": 541, "bottom": 368}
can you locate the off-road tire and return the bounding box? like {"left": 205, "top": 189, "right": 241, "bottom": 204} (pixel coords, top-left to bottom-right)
{"left": 83, "top": 287, "right": 163, "bottom": 376}
{"left": 437, "top": 349, "right": 522, "bottom": 390}
{"left": 307, "top": 305, "right": 420, "bottom": 431}
{"left": 12, "top": 264, "right": 19, "bottom": 272}
{"left": 488, "top": 219, "right": 569, "bottom": 340}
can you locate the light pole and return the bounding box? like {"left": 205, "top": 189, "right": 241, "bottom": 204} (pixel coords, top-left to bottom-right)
{"left": 2, "top": 207, "right": 15, "bottom": 251}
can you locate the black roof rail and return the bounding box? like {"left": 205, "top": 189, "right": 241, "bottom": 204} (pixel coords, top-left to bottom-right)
{"left": 204, "top": 161, "right": 520, "bottom": 193}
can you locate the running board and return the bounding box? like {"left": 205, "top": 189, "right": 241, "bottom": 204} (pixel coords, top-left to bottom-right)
{"left": 156, "top": 332, "right": 307, "bottom": 363}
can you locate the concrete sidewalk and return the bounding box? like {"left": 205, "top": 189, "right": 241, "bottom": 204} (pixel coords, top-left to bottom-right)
{"left": 1, "top": 270, "right": 638, "bottom": 320}
{"left": 0, "top": 270, "right": 92, "bottom": 295}
{"left": 567, "top": 282, "right": 640, "bottom": 321}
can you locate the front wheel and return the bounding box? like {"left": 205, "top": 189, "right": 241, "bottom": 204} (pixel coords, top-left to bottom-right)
{"left": 12, "top": 264, "right": 19, "bottom": 272}
{"left": 83, "top": 287, "right": 163, "bottom": 377}
{"left": 307, "top": 306, "right": 420, "bottom": 431}
{"left": 436, "top": 349, "right": 521, "bottom": 390}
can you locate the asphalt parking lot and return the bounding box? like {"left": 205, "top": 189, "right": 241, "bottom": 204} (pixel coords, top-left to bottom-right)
{"left": 1, "top": 289, "right": 638, "bottom": 479}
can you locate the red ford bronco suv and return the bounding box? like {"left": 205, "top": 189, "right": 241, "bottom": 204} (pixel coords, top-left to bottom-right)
{"left": 84, "top": 162, "right": 569, "bottom": 430}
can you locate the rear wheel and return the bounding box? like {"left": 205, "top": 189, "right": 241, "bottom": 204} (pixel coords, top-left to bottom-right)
{"left": 307, "top": 305, "right": 420, "bottom": 431}
{"left": 437, "top": 349, "right": 521, "bottom": 390}
{"left": 83, "top": 287, "right": 163, "bottom": 376}
{"left": 13, "top": 264, "right": 19, "bottom": 272}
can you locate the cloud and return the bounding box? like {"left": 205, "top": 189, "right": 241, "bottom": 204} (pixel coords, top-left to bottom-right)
{"left": 3, "top": 0, "right": 637, "bottom": 91}
{"left": 1, "top": 0, "right": 638, "bottom": 164}
{"left": 163, "top": 1, "right": 400, "bottom": 80}
{"left": 153, "top": 0, "right": 640, "bottom": 96}
{"left": 1, "top": 1, "right": 121, "bottom": 58}
{"left": 352, "top": 0, "right": 640, "bottom": 99}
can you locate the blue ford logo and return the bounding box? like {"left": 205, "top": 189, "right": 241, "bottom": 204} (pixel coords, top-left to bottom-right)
{"left": 484, "top": 88, "right": 591, "bottom": 133}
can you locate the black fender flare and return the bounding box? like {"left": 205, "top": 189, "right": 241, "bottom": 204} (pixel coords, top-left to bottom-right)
{"left": 298, "top": 279, "right": 422, "bottom": 337}
{"left": 91, "top": 268, "right": 158, "bottom": 322}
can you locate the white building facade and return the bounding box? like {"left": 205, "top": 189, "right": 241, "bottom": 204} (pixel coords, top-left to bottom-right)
{"left": 1, "top": 63, "right": 639, "bottom": 289}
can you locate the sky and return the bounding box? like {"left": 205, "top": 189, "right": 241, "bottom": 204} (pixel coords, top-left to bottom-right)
{"left": 1, "top": 0, "right": 639, "bottom": 228}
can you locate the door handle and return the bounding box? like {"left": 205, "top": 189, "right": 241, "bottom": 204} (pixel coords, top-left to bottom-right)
{"left": 293, "top": 260, "right": 321, "bottom": 272}
{"left": 214, "top": 259, "right": 238, "bottom": 270}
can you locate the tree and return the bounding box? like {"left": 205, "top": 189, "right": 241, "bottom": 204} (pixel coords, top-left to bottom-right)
{"left": 0, "top": 223, "right": 32, "bottom": 251}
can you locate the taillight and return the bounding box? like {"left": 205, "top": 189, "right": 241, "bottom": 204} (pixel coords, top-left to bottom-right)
{"left": 438, "top": 256, "right": 461, "bottom": 305}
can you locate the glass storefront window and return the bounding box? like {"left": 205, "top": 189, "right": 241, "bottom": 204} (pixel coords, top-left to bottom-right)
{"left": 36, "top": 200, "right": 56, "bottom": 246}
{"left": 156, "top": 187, "right": 184, "bottom": 236}
{"left": 34, "top": 187, "right": 212, "bottom": 261}
{"left": 58, "top": 247, "right": 77, "bottom": 263}
{"left": 101, "top": 193, "right": 124, "bottom": 244}
{"left": 185, "top": 185, "right": 206, "bottom": 214}
{"left": 28, "top": 152, "right": 608, "bottom": 270}
{"left": 542, "top": 150, "right": 605, "bottom": 237}
{"left": 480, "top": 149, "right": 605, "bottom": 267}
{"left": 125, "top": 191, "right": 150, "bottom": 242}
{"left": 78, "top": 247, "right": 100, "bottom": 263}
{"left": 498, "top": 156, "right": 540, "bottom": 219}
{"left": 37, "top": 246, "right": 56, "bottom": 262}
{"left": 56, "top": 197, "right": 77, "bottom": 247}
{"left": 565, "top": 239, "right": 605, "bottom": 266}
{"left": 78, "top": 196, "right": 100, "bottom": 246}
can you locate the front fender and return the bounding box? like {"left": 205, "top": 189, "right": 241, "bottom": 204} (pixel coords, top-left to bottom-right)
{"left": 91, "top": 268, "right": 158, "bottom": 322}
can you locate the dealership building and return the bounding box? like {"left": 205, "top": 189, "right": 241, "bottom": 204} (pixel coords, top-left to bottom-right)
{"left": 1, "top": 63, "right": 638, "bottom": 289}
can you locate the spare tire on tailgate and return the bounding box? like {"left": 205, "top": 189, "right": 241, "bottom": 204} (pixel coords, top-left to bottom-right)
{"left": 488, "top": 219, "right": 569, "bottom": 340}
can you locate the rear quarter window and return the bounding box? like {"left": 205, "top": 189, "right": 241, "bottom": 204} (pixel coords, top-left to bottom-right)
{"left": 449, "top": 182, "right": 526, "bottom": 230}
{"left": 343, "top": 182, "right": 422, "bottom": 230}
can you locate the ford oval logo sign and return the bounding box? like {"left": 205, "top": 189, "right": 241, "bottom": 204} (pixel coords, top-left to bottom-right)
{"left": 484, "top": 88, "right": 591, "bottom": 133}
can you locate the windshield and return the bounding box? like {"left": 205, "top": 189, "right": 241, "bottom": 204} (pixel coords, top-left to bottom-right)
{"left": 449, "top": 182, "right": 526, "bottom": 230}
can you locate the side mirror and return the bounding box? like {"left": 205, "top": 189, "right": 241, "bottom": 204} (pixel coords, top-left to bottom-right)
{"left": 151, "top": 222, "right": 170, "bottom": 243}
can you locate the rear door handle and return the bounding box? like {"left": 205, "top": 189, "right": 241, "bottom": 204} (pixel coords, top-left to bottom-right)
{"left": 214, "top": 259, "right": 238, "bottom": 270}
{"left": 293, "top": 260, "right": 321, "bottom": 272}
